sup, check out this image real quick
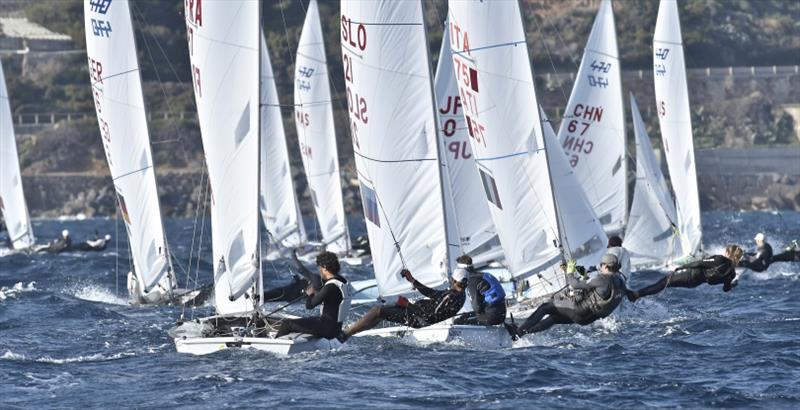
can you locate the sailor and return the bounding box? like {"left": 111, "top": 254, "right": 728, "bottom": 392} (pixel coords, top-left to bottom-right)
{"left": 74, "top": 232, "right": 111, "bottom": 252}
{"left": 771, "top": 240, "right": 800, "bottom": 263}
{"left": 627, "top": 244, "right": 744, "bottom": 302}
{"left": 338, "top": 267, "right": 467, "bottom": 342}
{"left": 605, "top": 235, "right": 631, "bottom": 281}
{"left": 39, "top": 229, "right": 73, "bottom": 253}
{"left": 262, "top": 249, "right": 323, "bottom": 302}
{"left": 274, "top": 251, "right": 351, "bottom": 340}
{"left": 505, "top": 254, "right": 629, "bottom": 339}
{"left": 452, "top": 255, "right": 507, "bottom": 326}
{"left": 738, "top": 233, "right": 773, "bottom": 272}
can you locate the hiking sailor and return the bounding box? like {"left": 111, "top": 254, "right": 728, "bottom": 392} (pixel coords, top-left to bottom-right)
{"left": 74, "top": 232, "right": 111, "bottom": 252}
{"left": 452, "top": 255, "right": 507, "bottom": 326}
{"left": 263, "top": 249, "right": 323, "bottom": 302}
{"left": 772, "top": 240, "right": 800, "bottom": 264}
{"left": 505, "top": 253, "right": 629, "bottom": 339}
{"left": 338, "top": 267, "right": 467, "bottom": 342}
{"left": 274, "top": 251, "right": 351, "bottom": 340}
{"left": 38, "top": 229, "right": 73, "bottom": 253}
{"left": 628, "top": 245, "right": 744, "bottom": 302}
{"left": 738, "top": 233, "right": 773, "bottom": 272}
{"left": 605, "top": 235, "right": 631, "bottom": 281}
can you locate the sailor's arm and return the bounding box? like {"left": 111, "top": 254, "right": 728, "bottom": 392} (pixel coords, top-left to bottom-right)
{"left": 305, "top": 283, "right": 331, "bottom": 309}
{"left": 291, "top": 250, "right": 322, "bottom": 290}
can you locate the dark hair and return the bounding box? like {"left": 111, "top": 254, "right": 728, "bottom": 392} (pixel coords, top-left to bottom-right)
{"left": 607, "top": 235, "right": 623, "bottom": 248}
{"left": 316, "top": 251, "right": 340, "bottom": 275}
{"left": 456, "top": 254, "right": 473, "bottom": 266}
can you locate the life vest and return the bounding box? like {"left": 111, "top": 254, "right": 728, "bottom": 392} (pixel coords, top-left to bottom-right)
{"left": 326, "top": 278, "right": 352, "bottom": 323}
{"left": 576, "top": 274, "right": 624, "bottom": 321}
{"left": 480, "top": 272, "right": 506, "bottom": 305}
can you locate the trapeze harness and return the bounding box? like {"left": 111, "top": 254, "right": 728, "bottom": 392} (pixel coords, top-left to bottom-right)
{"left": 480, "top": 272, "right": 506, "bottom": 305}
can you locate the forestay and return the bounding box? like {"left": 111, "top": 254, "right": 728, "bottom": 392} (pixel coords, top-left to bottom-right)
{"left": 185, "top": 0, "right": 261, "bottom": 314}
{"left": 625, "top": 95, "right": 680, "bottom": 265}
{"left": 653, "top": 0, "right": 702, "bottom": 257}
{"left": 0, "top": 59, "right": 34, "bottom": 250}
{"left": 557, "top": 0, "right": 626, "bottom": 234}
{"left": 433, "top": 21, "right": 501, "bottom": 262}
{"left": 261, "top": 33, "right": 307, "bottom": 249}
{"left": 84, "top": 0, "right": 170, "bottom": 292}
{"left": 340, "top": 0, "right": 448, "bottom": 297}
{"left": 294, "top": 0, "right": 349, "bottom": 254}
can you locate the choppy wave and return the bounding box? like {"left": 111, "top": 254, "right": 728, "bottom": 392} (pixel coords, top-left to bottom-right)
{"left": 63, "top": 283, "right": 128, "bottom": 305}
{"left": 2, "top": 349, "right": 134, "bottom": 364}
{"left": 0, "top": 281, "right": 37, "bottom": 301}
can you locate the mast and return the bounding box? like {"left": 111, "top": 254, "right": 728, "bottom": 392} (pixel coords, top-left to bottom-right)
{"left": 255, "top": 0, "right": 263, "bottom": 310}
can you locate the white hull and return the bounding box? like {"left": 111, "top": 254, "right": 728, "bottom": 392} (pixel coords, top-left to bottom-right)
{"left": 174, "top": 334, "right": 341, "bottom": 356}
{"left": 354, "top": 323, "right": 511, "bottom": 349}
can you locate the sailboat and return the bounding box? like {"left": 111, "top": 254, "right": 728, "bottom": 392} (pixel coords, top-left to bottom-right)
{"left": 340, "top": 0, "right": 509, "bottom": 348}
{"left": 293, "top": 0, "right": 369, "bottom": 266}
{"left": 83, "top": 0, "right": 205, "bottom": 305}
{"left": 625, "top": 95, "right": 681, "bottom": 266}
{"left": 0, "top": 58, "right": 35, "bottom": 251}
{"left": 260, "top": 33, "right": 309, "bottom": 260}
{"left": 652, "top": 0, "right": 703, "bottom": 261}
{"left": 557, "top": 0, "right": 627, "bottom": 236}
{"left": 447, "top": 0, "right": 606, "bottom": 308}
{"left": 170, "top": 0, "right": 338, "bottom": 355}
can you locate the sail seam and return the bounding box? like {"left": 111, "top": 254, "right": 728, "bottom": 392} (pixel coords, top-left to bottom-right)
{"left": 354, "top": 151, "right": 436, "bottom": 163}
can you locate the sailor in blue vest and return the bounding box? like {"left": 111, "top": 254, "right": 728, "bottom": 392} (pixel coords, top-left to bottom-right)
{"left": 453, "top": 255, "right": 507, "bottom": 326}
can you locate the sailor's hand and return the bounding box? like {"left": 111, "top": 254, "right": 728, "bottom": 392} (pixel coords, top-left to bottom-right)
{"left": 305, "top": 287, "right": 316, "bottom": 296}
{"left": 396, "top": 296, "right": 409, "bottom": 307}
{"left": 291, "top": 249, "right": 300, "bottom": 260}
{"left": 566, "top": 259, "right": 577, "bottom": 274}
{"left": 400, "top": 269, "right": 414, "bottom": 283}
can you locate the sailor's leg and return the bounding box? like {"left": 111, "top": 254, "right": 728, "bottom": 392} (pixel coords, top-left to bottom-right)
{"left": 771, "top": 249, "right": 799, "bottom": 263}
{"left": 276, "top": 317, "right": 336, "bottom": 339}
{"left": 453, "top": 311, "right": 477, "bottom": 325}
{"left": 518, "top": 302, "right": 559, "bottom": 336}
{"left": 527, "top": 312, "right": 575, "bottom": 334}
{"left": 344, "top": 305, "right": 385, "bottom": 337}
{"left": 475, "top": 307, "right": 505, "bottom": 326}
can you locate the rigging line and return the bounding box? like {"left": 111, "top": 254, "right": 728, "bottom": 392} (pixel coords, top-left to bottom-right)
{"left": 451, "top": 40, "right": 528, "bottom": 59}
{"left": 544, "top": 6, "right": 581, "bottom": 70}
{"left": 92, "top": 68, "right": 140, "bottom": 85}
{"left": 190, "top": 171, "right": 210, "bottom": 318}
{"left": 354, "top": 151, "right": 437, "bottom": 164}
{"left": 115, "top": 204, "right": 119, "bottom": 297}
{"left": 111, "top": 165, "right": 153, "bottom": 182}
{"left": 525, "top": 3, "right": 571, "bottom": 109}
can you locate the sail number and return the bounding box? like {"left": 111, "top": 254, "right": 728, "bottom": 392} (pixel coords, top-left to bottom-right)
{"left": 562, "top": 103, "right": 604, "bottom": 167}
{"left": 341, "top": 16, "right": 367, "bottom": 51}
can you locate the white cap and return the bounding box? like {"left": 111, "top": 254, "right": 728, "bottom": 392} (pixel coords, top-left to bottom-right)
{"left": 452, "top": 268, "right": 468, "bottom": 283}
{"left": 62, "top": 229, "right": 69, "bottom": 237}
{"left": 754, "top": 233, "right": 765, "bottom": 241}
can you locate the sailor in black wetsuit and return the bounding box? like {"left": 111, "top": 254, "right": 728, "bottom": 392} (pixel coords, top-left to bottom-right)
{"left": 38, "top": 229, "right": 73, "bottom": 253}
{"left": 73, "top": 233, "right": 111, "bottom": 252}
{"left": 505, "top": 254, "right": 629, "bottom": 339}
{"left": 452, "top": 255, "right": 507, "bottom": 326}
{"left": 263, "top": 249, "right": 323, "bottom": 302}
{"left": 340, "top": 268, "right": 467, "bottom": 341}
{"left": 738, "top": 233, "right": 773, "bottom": 272}
{"left": 628, "top": 244, "right": 744, "bottom": 302}
{"left": 772, "top": 240, "right": 800, "bottom": 263}
{"left": 274, "top": 251, "right": 351, "bottom": 340}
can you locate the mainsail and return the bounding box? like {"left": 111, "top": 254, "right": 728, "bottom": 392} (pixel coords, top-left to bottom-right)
{"left": 294, "top": 0, "right": 349, "bottom": 254}
{"left": 557, "top": 0, "right": 626, "bottom": 234}
{"left": 625, "top": 95, "right": 680, "bottom": 265}
{"left": 340, "top": 0, "right": 449, "bottom": 297}
{"left": 0, "top": 58, "right": 34, "bottom": 250}
{"left": 653, "top": 0, "right": 702, "bottom": 257}
{"left": 433, "top": 20, "right": 501, "bottom": 264}
{"left": 185, "top": 0, "right": 261, "bottom": 314}
{"left": 448, "top": 0, "right": 606, "bottom": 299}
{"left": 261, "top": 33, "right": 307, "bottom": 249}
{"left": 84, "top": 0, "right": 171, "bottom": 294}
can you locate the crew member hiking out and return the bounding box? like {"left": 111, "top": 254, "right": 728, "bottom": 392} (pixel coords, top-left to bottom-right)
{"left": 738, "top": 233, "right": 773, "bottom": 272}
{"left": 38, "top": 229, "right": 73, "bottom": 254}
{"left": 627, "top": 244, "right": 744, "bottom": 302}
{"left": 505, "top": 253, "right": 629, "bottom": 340}
{"left": 338, "top": 268, "right": 467, "bottom": 342}
{"left": 772, "top": 240, "right": 800, "bottom": 263}
{"left": 263, "top": 249, "right": 323, "bottom": 302}
{"left": 274, "top": 251, "right": 351, "bottom": 340}
{"left": 452, "top": 255, "right": 507, "bottom": 326}
{"left": 73, "top": 232, "right": 111, "bottom": 252}
{"left": 605, "top": 235, "right": 631, "bottom": 281}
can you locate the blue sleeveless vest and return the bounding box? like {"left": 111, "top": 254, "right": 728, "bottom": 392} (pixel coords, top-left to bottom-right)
{"left": 480, "top": 272, "right": 505, "bottom": 304}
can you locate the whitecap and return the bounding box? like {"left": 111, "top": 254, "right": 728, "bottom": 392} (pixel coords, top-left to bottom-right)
{"left": 0, "top": 281, "right": 38, "bottom": 301}
{"left": 64, "top": 283, "right": 128, "bottom": 305}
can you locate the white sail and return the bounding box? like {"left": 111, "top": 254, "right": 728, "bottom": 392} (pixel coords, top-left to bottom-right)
{"left": 557, "top": 0, "right": 626, "bottom": 234}
{"left": 84, "top": 0, "right": 170, "bottom": 293}
{"left": 294, "top": 0, "right": 349, "bottom": 254}
{"left": 261, "top": 34, "right": 307, "bottom": 249}
{"left": 433, "top": 20, "right": 500, "bottom": 262}
{"left": 625, "top": 95, "right": 680, "bottom": 265}
{"left": 0, "top": 59, "right": 34, "bottom": 250}
{"left": 340, "top": 0, "right": 448, "bottom": 297}
{"left": 653, "top": 0, "right": 702, "bottom": 257}
{"left": 185, "top": 0, "right": 261, "bottom": 314}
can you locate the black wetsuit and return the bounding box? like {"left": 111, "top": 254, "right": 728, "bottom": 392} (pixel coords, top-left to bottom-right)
{"left": 739, "top": 242, "right": 773, "bottom": 272}
{"left": 379, "top": 280, "right": 465, "bottom": 328}
{"left": 770, "top": 242, "right": 799, "bottom": 263}
{"left": 454, "top": 270, "right": 506, "bottom": 326}
{"left": 262, "top": 255, "right": 323, "bottom": 302}
{"left": 634, "top": 255, "right": 736, "bottom": 299}
{"left": 73, "top": 239, "right": 108, "bottom": 252}
{"left": 275, "top": 275, "right": 347, "bottom": 339}
{"left": 40, "top": 237, "right": 72, "bottom": 253}
{"left": 517, "top": 272, "right": 626, "bottom": 335}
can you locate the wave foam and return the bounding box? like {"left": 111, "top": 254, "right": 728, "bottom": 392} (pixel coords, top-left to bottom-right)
{"left": 1, "top": 349, "right": 134, "bottom": 363}
{"left": 0, "top": 281, "right": 37, "bottom": 301}
{"left": 65, "top": 283, "right": 128, "bottom": 305}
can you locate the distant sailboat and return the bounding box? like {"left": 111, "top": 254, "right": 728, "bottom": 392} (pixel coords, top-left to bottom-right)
{"left": 0, "top": 58, "right": 35, "bottom": 251}
{"left": 171, "top": 0, "right": 338, "bottom": 355}
{"left": 557, "top": 0, "right": 627, "bottom": 235}
{"left": 448, "top": 0, "right": 606, "bottom": 303}
{"left": 653, "top": 0, "right": 703, "bottom": 260}
{"left": 84, "top": 0, "right": 204, "bottom": 305}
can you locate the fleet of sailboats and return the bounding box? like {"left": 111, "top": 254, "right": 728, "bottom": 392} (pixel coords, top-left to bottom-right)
{"left": 0, "top": 0, "right": 712, "bottom": 355}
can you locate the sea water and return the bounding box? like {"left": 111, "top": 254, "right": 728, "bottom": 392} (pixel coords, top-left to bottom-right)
{"left": 1, "top": 211, "right": 798, "bottom": 408}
